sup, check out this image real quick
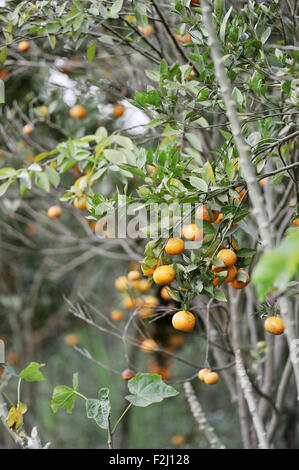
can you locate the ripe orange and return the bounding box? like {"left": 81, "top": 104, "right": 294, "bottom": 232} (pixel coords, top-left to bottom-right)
{"left": 110, "top": 309, "right": 124, "bottom": 322}
{"left": 172, "top": 435, "right": 186, "bottom": 446}
{"left": 36, "top": 105, "right": 49, "bottom": 118}
{"left": 259, "top": 178, "right": 267, "bottom": 187}
{"left": 112, "top": 103, "right": 125, "bottom": 117}
{"left": 168, "top": 334, "right": 185, "bottom": 348}
{"left": 165, "top": 238, "right": 184, "bottom": 255}
{"left": 140, "top": 338, "right": 158, "bottom": 353}
{"left": 138, "top": 296, "right": 159, "bottom": 319}
{"left": 74, "top": 195, "right": 86, "bottom": 210}
{"left": 181, "top": 224, "right": 204, "bottom": 241}
{"left": 18, "top": 41, "right": 30, "bottom": 52}
{"left": 47, "top": 205, "right": 62, "bottom": 219}
{"left": 293, "top": 218, "right": 299, "bottom": 227}
{"left": 213, "top": 265, "right": 237, "bottom": 285}
{"left": 187, "top": 70, "right": 195, "bottom": 81}
{"left": 204, "top": 371, "right": 219, "bottom": 385}
{"left": 198, "top": 368, "right": 211, "bottom": 381}
{"left": 121, "top": 368, "right": 135, "bottom": 380}
{"left": 69, "top": 105, "right": 87, "bottom": 119}
{"left": 115, "top": 276, "right": 129, "bottom": 291}
{"left": 146, "top": 164, "right": 158, "bottom": 175}
{"left": 161, "top": 286, "right": 173, "bottom": 301}
{"left": 230, "top": 269, "right": 250, "bottom": 289}
{"left": 196, "top": 205, "right": 219, "bottom": 222}
{"left": 153, "top": 265, "right": 176, "bottom": 285}
{"left": 132, "top": 279, "right": 151, "bottom": 292}
{"left": 148, "top": 361, "right": 171, "bottom": 380}
{"left": 23, "top": 123, "right": 34, "bottom": 135}
{"left": 123, "top": 295, "right": 140, "bottom": 309}
{"left": 172, "top": 310, "right": 196, "bottom": 332}
{"left": 64, "top": 333, "right": 79, "bottom": 346}
{"left": 264, "top": 317, "right": 285, "bottom": 335}
{"left": 138, "top": 24, "right": 154, "bottom": 36}
{"left": 214, "top": 213, "right": 223, "bottom": 224}
{"left": 141, "top": 258, "right": 160, "bottom": 277}
{"left": 174, "top": 32, "right": 192, "bottom": 44}
{"left": 234, "top": 187, "right": 247, "bottom": 203}
{"left": 217, "top": 249, "right": 237, "bottom": 267}
{"left": 128, "top": 270, "right": 140, "bottom": 281}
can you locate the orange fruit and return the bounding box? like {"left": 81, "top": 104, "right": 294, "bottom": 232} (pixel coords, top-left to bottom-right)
{"left": 165, "top": 238, "right": 184, "bottom": 255}
{"left": 293, "top": 218, "right": 299, "bottom": 227}
{"left": 18, "top": 41, "right": 30, "bottom": 52}
{"left": 74, "top": 195, "right": 86, "bottom": 210}
{"left": 172, "top": 310, "right": 196, "bottom": 332}
{"left": 121, "top": 368, "right": 135, "bottom": 380}
{"left": 141, "top": 258, "right": 160, "bottom": 277}
{"left": 110, "top": 309, "right": 124, "bottom": 322}
{"left": 115, "top": 276, "right": 129, "bottom": 291}
{"left": 146, "top": 164, "right": 158, "bottom": 175}
{"left": 25, "top": 222, "right": 37, "bottom": 235}
{"left": 174, "top": 32, "right": 192, "bottom": 44}
{"left": 128, "top": 270, "right": 140, "bottom": 281}
{"left": 0, "top": 69, "right": 9, "bottom": 79}
{"left": 214, "top": 213, "right": 223, "bottom": 224}
{"left": 230, "top": 269, "right": 250, "bottom": 289}
{"left": 234, "top": 187, "right": 247, "bottom": 203}
{"left": 36, "top": 105, "right": 49, "bottom": 118}
{"left": 138, "top": 24, "right": 154, "bottom": 36}
{"left": 204, "top": 371, "right": 219, "bottom": 385}
{"left": 112, "top": 103, "right": 125, "bottom": 117}
{"left": 181, "top": 224, "right": 204, "bottom": 241}
{"left": 198, "top": 368, "right": 211, "bottom": 381}
{"left": 69, "top": 105, "right": 87, "bottom": 119}
{"left": 64, "top": 333, "right": 79, "bottom": 346}
{"left": 264, "top": 317, "right": 285, "bottom": 335}
{"left": 168, "top": 334, "right": 185, "bottom": 348}
{"left": 132, "top": 279, "right": 151, "bottom": 292}
{"left": 161, "top": 286, "right": 173, "bottom": 301}
{"left": 153, "top": 265, "right": 176, "bottom": 285}
{"left": 172, "top": 435, "right": 186, "bottom": 446}
{"left": 138, "top": 296, "right": 159, "bottom": 319}
{"left": 140, "top": 338, "right": 158, "bottom": 353}
{"left": 187, "top": 69, "right": 195, "bottom": 81}
{"left": 259, "top": 178, "right": 267, "bottom": 187}
{"left": 196, "top": 205, "right": 219, "bottom": 222}
{"left": 148, "top": 361, "right": 171, "bottom": 380}
{"left": 217, "top": 249, "right": 237, "bottom": 267}
{"left": 123, "top": 295, "right": 140, "bottom": 309}
{"left": 191, "top": 0, "right": 200, "bottom": 5}
{"left": 23, "top": 123, "right": 34, "bottom": 135}
{"left": 47, "top": 205, "right": 62, "bottom": 218}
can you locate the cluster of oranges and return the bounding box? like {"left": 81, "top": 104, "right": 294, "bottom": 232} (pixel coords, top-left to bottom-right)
{"left": 47, "top": 195, "right": 87, "bottom": 219}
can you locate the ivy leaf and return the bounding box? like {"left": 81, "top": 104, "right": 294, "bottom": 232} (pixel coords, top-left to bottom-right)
{"left": 86, "top": 388, "right": 110, "bottom": 429}
{"left": 20, "top": 362, "right": 45, "bottom": 382}
{"left": 51, "top": 385, "right": 77, "bottom": 414}
{"left": 125, "top": 373, "right": 179, "bottom": 407}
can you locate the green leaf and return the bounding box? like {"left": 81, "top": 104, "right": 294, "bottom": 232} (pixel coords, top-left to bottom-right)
{"left": 185, "top": 133, "right": 202, "bottom": 152}
{"left": 232, "top": 87, "right": 243, "bottom": 107}
{"left": 51, "top": 385, "right": 77, "bottom": 414}
{"left": 36, "top": 172, "right": 50, "bottom": 192}
{"left": 87, "top": 41, "right": 96, "bottom": 61}
{"left": 72, "top": 372, "right": 78, "bottom": 391}
{"left": 190, "top": 176, "right": 208, "bottom": 192}
{"left": 110, "top": 0, "right": 123, "bottom": 16}
{"left": 0, "top": 168, "right": 17, "bottom": 180}
{"left": 0, "top": 180, "right": 12, "bottom": 197}
{"left": 261, "top": 27, "right": 271, "bottom": 45}
{"left": 86, "top": 387, "right": 110, "bottom": 429}
{"left": 46, "top": 166, "right": 60, "bottom": 188}
{"left": 125, "top": 373, "right": 179, "bottom": 407}
{"left": 220, "top": 6, "right": 232, "bottom": 41}
{"left": 0, "top": 46, "right": 7, "bottom": 64}
{"left": 20, "top": 362, "right": 45, "bottom": 382}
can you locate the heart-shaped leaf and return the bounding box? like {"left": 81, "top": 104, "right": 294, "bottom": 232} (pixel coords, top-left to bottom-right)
{"left": 125, "top": 373, "right": 179, "bottom": 407}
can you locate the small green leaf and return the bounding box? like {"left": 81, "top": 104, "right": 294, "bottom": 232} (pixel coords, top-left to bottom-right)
{"left": 87, "top": 41, "right": 96, "bottom": 61}
{"left": 51, "top": 385, "right": 77, "bottom": 414}
{"left": 86, "top": 387, "right": 110, "bottom": 429}
{"left": 125, "top": 373, "right": 179, "bottom": 407}
{"left": 20, "top": 362, "right": 45, "bottom": 382}
{"left": 190, "top": 176, "right": 208, "bottom": 192}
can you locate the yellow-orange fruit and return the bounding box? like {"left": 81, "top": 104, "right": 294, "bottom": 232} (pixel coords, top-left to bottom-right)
{"left": 217, "top": 249, "right": 237, "bottom": 267}
{"left": 47, "top": 205, "right": 62, "bottom": 219}
{"left": 198, "top": 368, "right": 211, "bottom": 381}
{"left": 143, "top": 295, "right": 159, "bottom": 307}
{"left": 115, "top": 276, "right": 129, "bottom": 291}
{"left": 172, "top": 310, "right": 196, "bottom": 332}
{"left": 146, "top": 164, "right": 158, "bottom": 175}
{"left": 187, "top": 69, "right": 195, "bottom": 81}
{"left": 196, "top": 205, "right": 219, "bottom": 222}
{"left": 165, "top": 238, "right": 184, "bottom": 255}
{"left": 168, "top": 334, "right": 185, "bottom": 348}
{"left": 36, "top": 105, "right": 49, "bottom": 118}
{"left": 121, "top": 368, "right": 135, "bottom": 380}
{"left": 230, "top": 269, "right": 250, "bottom": 289}
{"left": 132, "top": 279, "right": 151, "bottom": 292}
{"left": 293, "top": 218, "right": 299, "bottom": 227}
{"left": 140, "top": 338, "right": 158, "bottom": 353}
{"left": 74, "top": 194, "right": 86, "bottom": 210}
{"left": 174, "top": 32, "right": 192, "bottom": 44}
{"left": 234, "top": 187, "right": 247, "bottom": 203}
{"left": 259, "top": 177, "right": 267, "bottom": 187}
{"left": 181, "top": 224, "right": 204, "bottom": 241}
{"left": 148, "top": 361, "right": 171, "bottom": 380}
{"left": 64, "top": 333, "right": 79, "bottom": 347}
{"left": 69, "top": 105, "right": 87, "bottom": 119}
{"left": 23, "top": 123, "right": 34, "bottom": 135}
{"left": 123, "top": 295, "right": 140, "bottom": 309}
{"left": 214, "top": 213, "right": 223, "bottom": 224}
{"left": 161, "top": 286, "right": 173, "bottom": 301}
{"left": 172, "top": 435, "right": 186, "bottom": 446}
{"left": 128, "top": 270, "right": 140, "bottom": 281}
{"left": 110, "top": 309, "right": 124, "bottom": 322}
{"left": 153, "top": 265, "right": 176, "bottom": 285}
{"left": 141, "top": 258, "right": 160, "bottom": 277}
{"left": 224, "top": 265, "right": 237, "bottom": 283}
{"left": 138, "top": 24, "right": 154, "bottom": 36}
{"left": 112, "top": 103, "right": 125, "bottom": 117}
{"left": 18, "top": 41, "right": 30, "bottom": 52}
{"left": 204, "top": 371, "right": 219, "bottom": 385}
{"left": 138, "top": 296, "right": 159, "bottom": 319}
{"left": 264, "top": 317, "right": 285, "bottom": 335}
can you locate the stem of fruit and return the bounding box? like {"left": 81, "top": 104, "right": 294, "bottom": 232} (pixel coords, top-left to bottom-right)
{"left": 112, "top": 402, "right": 133, "bottom": 435}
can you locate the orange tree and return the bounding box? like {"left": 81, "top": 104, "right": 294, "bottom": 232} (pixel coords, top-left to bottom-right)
{"left": 1, "top": 0, "right": 299, "bottom": 449}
